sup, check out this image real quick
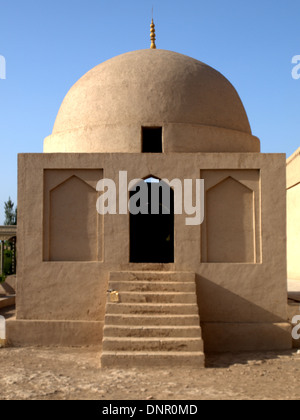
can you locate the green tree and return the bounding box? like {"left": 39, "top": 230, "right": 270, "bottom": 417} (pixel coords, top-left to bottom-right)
{"left": 4, "top": 197, "right": 17, "bottom": 226}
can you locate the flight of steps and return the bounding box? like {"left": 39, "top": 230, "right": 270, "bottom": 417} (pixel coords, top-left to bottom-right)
{"left": 101, "top": 272, "right": 204, "bottom": 368}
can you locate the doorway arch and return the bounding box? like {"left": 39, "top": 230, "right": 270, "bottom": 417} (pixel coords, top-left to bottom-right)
{"left": 129, "top": 177, "right": 174, "bottom": 263}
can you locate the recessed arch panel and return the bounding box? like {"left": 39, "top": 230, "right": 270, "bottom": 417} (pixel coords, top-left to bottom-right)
{"left": 49, "top": 175, "right": 98, "bottom": 261}
{"left": 206, "top": 176, "right": 255, "bottom": 263}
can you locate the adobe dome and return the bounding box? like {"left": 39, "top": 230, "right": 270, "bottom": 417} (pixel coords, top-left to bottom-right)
{"left": 44, "top": 49, "right": 260, "bottom": 153}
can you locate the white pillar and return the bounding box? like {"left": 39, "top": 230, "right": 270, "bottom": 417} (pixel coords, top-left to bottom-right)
{"left": 0, "top": 316, "right": 5, "bottom": 340}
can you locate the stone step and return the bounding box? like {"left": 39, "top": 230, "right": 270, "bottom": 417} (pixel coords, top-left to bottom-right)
{"left": 101, "top": 351, "right": 205, "bottom": 368}
{"left": 105, "top": 314, "right": 201, "bottom": 327}
{"left": 0, "top": 339, "right": 7, "bottom": 348}
{"left": 102, "top": 271, "right": 204, "bottom": 368}
{"left": 110, "top": 271, "right": 195, "bottom": 283}
{"left": 104, "top": 325, "right": 202, "bottom": 338}
{"left": 103, "top": 337, "right": 204, "bottom": 352}
{"left": 109, "top": 281, "right": 196, "bottom": 293}
{"left": 116, "top": 292, "right": 197, "bottom": 304}
{"left": 0, "top": 296, "right": 15, "bottom": 310}
{"left": 106, "top": 303, "right": 199, "bottom": 315}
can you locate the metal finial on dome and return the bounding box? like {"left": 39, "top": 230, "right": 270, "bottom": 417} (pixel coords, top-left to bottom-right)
{"left": 150, "top": 17, "right": 156, "bottom": 49}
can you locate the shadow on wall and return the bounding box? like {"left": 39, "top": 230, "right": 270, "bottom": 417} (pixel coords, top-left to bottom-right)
{"left": 196, "top": 275, "right": 292, "bottom": 353}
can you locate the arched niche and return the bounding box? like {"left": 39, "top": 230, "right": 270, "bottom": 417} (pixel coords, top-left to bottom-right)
{"left": 206, "top": 176, "right": 255, "bottom": 263}
{"left": 49, "top": 175, "right": 98, "bottom": 261}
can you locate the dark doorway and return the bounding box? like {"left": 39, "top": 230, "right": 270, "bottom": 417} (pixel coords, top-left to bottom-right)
{"left": 130, "top": 178, "right": 174, "bottom": 263}
{"left": 142, "top": 127, "right": 163, "bottom": 153}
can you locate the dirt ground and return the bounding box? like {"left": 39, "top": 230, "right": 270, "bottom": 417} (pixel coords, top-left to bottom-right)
{"left": 1, "top": 306, "right": 300, "bottom": 400}
{"left": 0, "top": 348, "right": 300, "bottom": 400}
{"left": 1, "top": 344, "right": 300, "bottom": 400}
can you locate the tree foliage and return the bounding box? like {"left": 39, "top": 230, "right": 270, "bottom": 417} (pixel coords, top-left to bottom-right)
{"left": 4, "top": 197, "right": 17, "bottom": 226}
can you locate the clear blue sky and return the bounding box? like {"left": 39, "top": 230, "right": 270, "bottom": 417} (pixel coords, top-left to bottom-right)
{"left": 0, "top": 0, "right": 300, "bottom": 223}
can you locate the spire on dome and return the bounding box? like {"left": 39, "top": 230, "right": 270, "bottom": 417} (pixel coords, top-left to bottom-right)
{"left": 150, "top": 15, "right": 156, "bottom": 49}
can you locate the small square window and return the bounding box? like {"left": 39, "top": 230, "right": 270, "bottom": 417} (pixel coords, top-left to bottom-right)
{"left": 142, "top": 127, "right": 163, "bottom": 153}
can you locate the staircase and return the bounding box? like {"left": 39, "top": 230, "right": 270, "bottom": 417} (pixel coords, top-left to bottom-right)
{"left": 101, "top": 272, "right": 204, "bottom": 368}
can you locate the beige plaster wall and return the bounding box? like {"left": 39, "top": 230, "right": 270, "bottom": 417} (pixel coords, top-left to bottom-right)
{"left": 287, "top": 148, "right": 300, "bottom": 280}
{"left": 44, "top": 124, "right": 260, "bottom": 154}
{"left": 13, "top": 152, "right": 290, "bottom": 351}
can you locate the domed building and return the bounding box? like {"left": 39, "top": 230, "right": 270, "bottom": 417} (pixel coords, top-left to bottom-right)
{"left": 44, "top": 49, "right": 260, "bottom": 154}
{"left": 8, "top": 22, "right": 292, "bottom": 366}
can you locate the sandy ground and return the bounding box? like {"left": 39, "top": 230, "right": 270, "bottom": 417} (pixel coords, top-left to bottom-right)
{"left": 2, "top": 305, "right": 300, "bottom": 400}
{"left": 1, "top": 344, "right": 300, "bottom": 400}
